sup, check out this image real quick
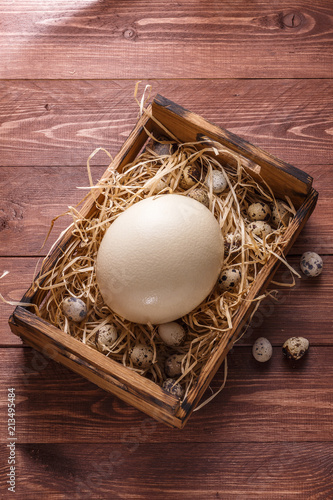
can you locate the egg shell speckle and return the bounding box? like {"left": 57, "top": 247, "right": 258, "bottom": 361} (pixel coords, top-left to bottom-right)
{"left": 146, "top": 136, "right": 173, "bottom": 156}
{"left": 224, "top": 233, "right": 242, "bottom": 256}
{"left": 62, "top": 297, "right": 87, "bottom": 323}
{"left": 130, "top": 344, "right": 154, "bottom": 369}
{"left": 205, "top": 170, "right": 227, "bottom": 194}
{"left": 252, "top": 337, "right": 273, "bottom": 362}
{"left": 247, "top": 202, "right": 271, "bottom": 222}
{"left": 282, "top": 337, "right": 309, "bottom": 361}
{"left": 96, "top": 324, "right": 118, "bottom": 352}
{"left": 165, "top": 354, "right": 184, "bottom": 377}
{"left": 300, "top": 252, "right": 323, "bottom": 277}
{"left": 218, "top": 268, "right": 241, "bottom": 292}
{"left": 271, "top": 200, "right": 291, "bottom": 228}
{"left": 158, "top": 322, "right": 186, "bottom": 347}
{"left": 144, "top": 178, "right": 168, "bottom": 195}
{"left": 187, "top": 188, "right": 210, "bottom": 208}
{"left": 179, "top": 163, "right": 202, "bottom": 189}
{"left": 248, "top": 221, "right": 272, "bottom": 239}
{"left": 162, "top": 378, "right": 185, "bottom": 398}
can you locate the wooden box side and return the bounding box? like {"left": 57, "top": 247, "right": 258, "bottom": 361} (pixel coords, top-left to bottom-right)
{"left": 176, "top": 188, "right": 318, "bottom": 427}
{"left": 9, "top": 306, "right": 183, "bottom": 428}
{"left": 151, "top": 95, "right": 313, "bottom": 208}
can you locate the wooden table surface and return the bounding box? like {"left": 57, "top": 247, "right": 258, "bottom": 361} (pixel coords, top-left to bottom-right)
{"left": 0, "top": 1, "right": 332, "bottom": 498}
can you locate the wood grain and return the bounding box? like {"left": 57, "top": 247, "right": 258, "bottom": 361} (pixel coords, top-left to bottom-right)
{"left": 1, "top": 166, "right": 332, "bottom": 256}
{"left": 0, "top": 0, "right": 332, "bottom": 495}
{"left": 0, "top": 347, "right": 332, "bottom": 443}
{"left": 3, "top": 96, "right": 321, "bottom": 427}
{"left": 0, "top": 80, "right": 331, "bottom": 167}
{"left": 1, "top": 442, "right": 332, "bottom": 499}
{"left": 1, "top": 256, "right": 332, "bottom": 346}
{"left": 0, "top": 1, "right": 332, "bottom": 79}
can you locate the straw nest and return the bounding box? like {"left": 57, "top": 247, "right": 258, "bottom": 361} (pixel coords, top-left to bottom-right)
{"left": 33, "top": 114, "right": 297, "bottom": 403}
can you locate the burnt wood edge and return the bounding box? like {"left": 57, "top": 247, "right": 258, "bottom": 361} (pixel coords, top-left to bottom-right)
{"left": 8, "top": 316, "right": 182, "bottom": 429}
{"left": 177, "top": 188, "right": 319, "bottom": 427}
{"left": 153, "top": 94, "right": 313, "bottom": 191}
{"left": 9, "top": 307, "right": 181, "bottom": 422}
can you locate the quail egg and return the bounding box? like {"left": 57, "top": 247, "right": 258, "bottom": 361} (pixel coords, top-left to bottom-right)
{"left": 300, "top": 252, "right": 323, "bottom": 277}
{"left": 144, "top": 178, "right": 168, "bottom": 195}
{"left": 247, "top": 202, "right": 271, "bottom": 222}
{"left": 252, "top": 337, "right": 273, "bottom": 362}
{"left": 146, "top": 136, "right": 172, "bottom": 156}
{"left": 218, "top": 268, "right": 242, "bottom": 292}
{"left": 282, "top": 337, "right": 309, "bottom": 361}
{"left": 130, "top": 344, "right": 154, "bottom": 369}
{"left": 248, "top": 221, "right": 272, "bottom": 239}
{"left": 158, "top": 322, "right": 186, "bottom": 347}
{"left": 165, "top": 354, "right": 184, "bottom": 377}
{"left": 179, "top": 163, "right": 202, "bottom": 189}
{"left": 224, "top": 232, "right": 242, "bottom": 256}
{"left": 271, "top": 200, "right": 291, "bottom": 228}
{"left": 162, "top": 378, "right": 185, "bottom": 398}
{"left": 96, "top": 324, "right": 118, "bottom": 352}
{"left": 187, "top": 187, "right": 210, "bottom": 208}
{"left": 205, "top": 170, "right": 227, "bottom": 194}
{"left": 62, "top": 297, "right": 87, "bottom": 323}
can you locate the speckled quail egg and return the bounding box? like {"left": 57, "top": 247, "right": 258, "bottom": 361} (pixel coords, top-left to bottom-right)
{"left": 158, "top": 322, "right": 186, "bottom": 347}
{"left": 300, "top": 252, "right": 323, "bottom": 277}
{"left": 205, "top": 170, "right": 227, "bottom": 194}
{"left": 282, "top": 337, "right": 309, "bottom": 361}
{"left": 218, "top": 268, "right": 242, "bottom": 292}
{"left": 179, "top": 163, "right": 202, "bottom": 189}
{"left": 271, "top": 200, "right": 291, "bottom": 228}
{"left": 147, "top": 136, "right": 172, "bottom": 156}
{"left": 247, "top": 202, "right": 271, "bottom": 222}
{"left": 162, "top": 378, "right": 185, "bottom": 398}
{"left": 187, "top": 187, "right": 210, "bottom": 208}
{"left": 165, "top": 354, "right": 184, "bottom": 377}
{"left": 224, "top": 233, "right": 242, "bottom": 256}
{"left": 62, "top": 297, "right": 87, "bottom": 322}
{"left": 96, "top": 324, "right": 118, "bottom": 352}
{"left": 248, "top": 221, "right": 272, "bottom": 239}
{"left": 252, "top": 337, "right": 273, "bottom": 362}
{"left": 130, "top": 344, "right": 154, "bottom": 369}
{"left": 144, "top": 177, "right": 168, "bottom": 195}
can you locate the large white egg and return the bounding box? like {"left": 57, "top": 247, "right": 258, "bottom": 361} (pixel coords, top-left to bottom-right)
{"left": 96, "top": 194, "right": 224, "bottom": 324}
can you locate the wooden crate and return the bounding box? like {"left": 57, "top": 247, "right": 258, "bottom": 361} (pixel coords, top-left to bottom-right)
{"left": 8, "top": 95, "right": 318, "bottom": 428}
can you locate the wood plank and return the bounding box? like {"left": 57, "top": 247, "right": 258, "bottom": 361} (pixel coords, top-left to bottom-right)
{"left": 0, "top": 346, "right": 332, "bottom": 442}
{"left": 0, "top": 166, "right": 106, "bottom": 257}
{"left": 0, "top": 79, "right": 331, "bottom": 167}
{"left": 0, "top": 1, "right": 332, "bottom": 79}
{"left": 1, "top": 256, "right": 332, "bottom": 345}
{"left": 1, "top": 442, "right": 332, "bottom": 499}
{"left": 0, "top": 166, "right": 332, "bottom": 257}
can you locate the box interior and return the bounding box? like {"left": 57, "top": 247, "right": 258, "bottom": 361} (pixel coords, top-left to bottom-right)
{"left": 9, "top": 96, "right": 317, "bottom": 428}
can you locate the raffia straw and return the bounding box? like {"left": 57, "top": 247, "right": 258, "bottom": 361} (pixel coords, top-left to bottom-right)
{"left": 0, "top": 271, "right": 41, "bottom": 315}
{"left": 27, "top": 95, "right": 299, "bottom": 405}
{"left": 193, "top": 356, "right": 228, "bottom": 412}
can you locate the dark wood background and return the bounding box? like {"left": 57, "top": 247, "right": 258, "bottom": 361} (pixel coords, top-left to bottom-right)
{"left": 0, "top": 1, "right": 332, "bottom": 498}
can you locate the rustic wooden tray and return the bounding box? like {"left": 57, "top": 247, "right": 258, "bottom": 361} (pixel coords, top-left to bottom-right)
{"left": 8, "top": 95, "right": 318, "bottom": 428}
